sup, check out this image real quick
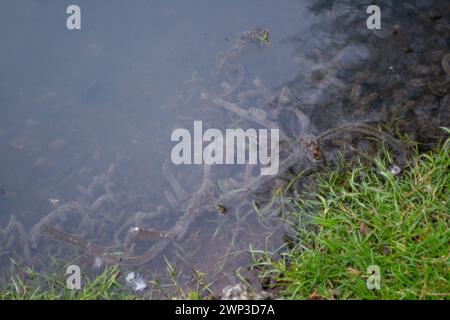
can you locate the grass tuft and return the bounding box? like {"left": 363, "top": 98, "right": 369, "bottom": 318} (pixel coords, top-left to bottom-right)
{"left": 259, "top": 133, "right": 449, "bottom": 300}
{"left": 0, "top": 265, "right": 141, "bottom": 300}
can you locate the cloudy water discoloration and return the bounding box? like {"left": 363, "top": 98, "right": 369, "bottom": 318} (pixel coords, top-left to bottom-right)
{"left": 0, "top": 0, "right": 448, "bottom": 297}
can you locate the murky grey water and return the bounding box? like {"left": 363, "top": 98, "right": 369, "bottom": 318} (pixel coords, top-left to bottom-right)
{"left": 0, "top": 1, "right": 448, "bottom": 297}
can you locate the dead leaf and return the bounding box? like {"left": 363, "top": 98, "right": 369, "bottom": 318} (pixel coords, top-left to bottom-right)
{"left": 359, "top": 222, "right": 367, "bottom": 236}
{"left": 347, "top": 267, "right": 362, "bottom": 276}
{"left": 216, "top": 204, "right": 228, "bottom": 215}
{"left": 308, "top": 289, "right": 325, "bottom": 300}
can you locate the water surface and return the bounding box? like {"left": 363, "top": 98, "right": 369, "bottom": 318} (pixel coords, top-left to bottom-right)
{"left": 0, "top": 0, "right": 448, "bottom": 297}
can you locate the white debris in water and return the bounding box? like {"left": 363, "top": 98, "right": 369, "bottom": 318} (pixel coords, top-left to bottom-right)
{"left": 222, "top": 284, "right": 250, "bottom": 300}
{"left": 129, "top": 227, "right": 142, "bottom": 238}
{"left": 389, "top": 164, "right": 401, "bottom": 175}
{"left": 278, "top": 87, "right": 291, "bottom": 105}
{"left": 133, "top": 278, "right": 147, "bottom": 292}
{"left": 125, "top": 272, "right": 135, "bottom": 282}
{"left": 126, "top": 272, "right": 147, "bottom": 292}
{"left": 49, "top": 198, "right": 60, "bottom": 206}
{"left": 221, "top": 283, "right": 272, "bottom": 300}
{"left": 92, "top": 257, "right": 103, "bottom": 269}
{"left": 252, "top": 78, "right": 263, "bottom": 88}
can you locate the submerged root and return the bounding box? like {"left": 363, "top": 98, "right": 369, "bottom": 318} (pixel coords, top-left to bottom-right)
{"left": 209, "top": 97, "right": 289, "bottom": 141}
{"left": 315, "top": 122, "right": 412, "bottom": 155}
{"left": 442, "top": 53, "right": 450, "bottom": 77}
{"left": 40, "top": 224, "right": 120, "bottom": 264}
{"left": 0, "top": 215, "right": 31, "bottom": 264}
{"left": 162, "top": 159, "right": 188, "bottom": 201}
{"left": 29, "top": 201, "right": 94, "bottom": 248}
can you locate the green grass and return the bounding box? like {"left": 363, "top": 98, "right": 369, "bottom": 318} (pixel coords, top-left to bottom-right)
{"left": 257, "top": 131, "right": 450, "bottom": 299}
{"left": 0, "top": 260, "right": 211, "bottom": 300}
{"left": 0, "top": 265, "right": 141, "bottom": 300}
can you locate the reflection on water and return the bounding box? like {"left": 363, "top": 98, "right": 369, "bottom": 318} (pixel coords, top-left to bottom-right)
{"left": 0, "top": 0, "right": 449, "bottom": 297}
